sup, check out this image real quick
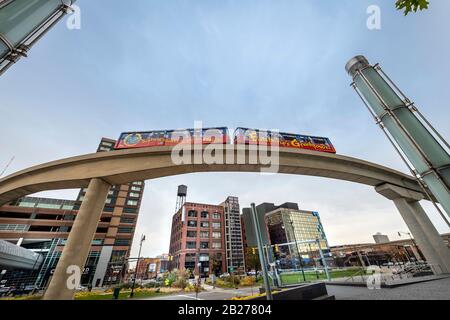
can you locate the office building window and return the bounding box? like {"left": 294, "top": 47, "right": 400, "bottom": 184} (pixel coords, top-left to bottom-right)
{"left": 200, "top": 231, "right": 209, "bottom": 238}
{"left": 212, "top": 222, "right": 221, "bottom": 229}
{"left": 212, "top": 242, "right": 222, "bottom": 249}
{"left": 187, "top": 210, "right": 197, "bottom": 217}
{"left": 200, "top": 222, "right": 209, "bottom": 228}
{"left": 127, "top": 200, "right": 138, "bottom": 206}
{"left": 212, "top": 232, "right": 221, "bottom": 239}
{"left": 212, "top": 212, "right": 220, "bottom": 219}
{"left": 186, "top": 241, "right": 196, "bottom": 249}
{"left": 187, "top": 220, "right": 197, "bottom": 227}
{"left": 120, "top": 217, "right": 135, "bottom": 224}
{"left": 129, "top": 192, "right": 140, "bottom": 198}
{"left": 0, "top": 224, "right": 28, "bottom": 231}
{"left": 118, "top": 227, "right": 133, "bottom": 233}
{"left": 130, "top": 186, "right": 141, "bottom": 192}
{"left": 201, "top": 211, "right": 209, "bottom": 219}
{"left": 114, "top": 239, "right": 130, "bottom": 246}
{"left": 200, "top": 242, "right": 209, "bottom": 249}
{"left": 187, "top": 230, "right": 197, "bottom": 238}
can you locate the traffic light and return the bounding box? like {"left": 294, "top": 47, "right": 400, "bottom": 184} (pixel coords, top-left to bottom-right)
{"left": 252, "top": 248, "right": 256, "bottom": 255}
{"left": 274, "top": 244, "right": 279, "bottom": 253}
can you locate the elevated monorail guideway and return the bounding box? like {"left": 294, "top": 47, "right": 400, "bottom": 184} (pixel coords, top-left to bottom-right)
{"left": 0, "top": 146, "right": 425, "bottom": 205}
{"left": 1, "top": 144, "right": 449, "bottom": 300}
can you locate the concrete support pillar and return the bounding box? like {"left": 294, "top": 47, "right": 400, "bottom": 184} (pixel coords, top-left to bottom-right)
{"left": 376, "top": 183, "right": 450, "bottom": 274}
{"left": 43, "top": 178, "right": 111, "bottom": 300}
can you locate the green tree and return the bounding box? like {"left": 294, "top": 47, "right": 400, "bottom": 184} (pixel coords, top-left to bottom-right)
{"left": 396, "top": 0, "right": 430, "bottom": 15}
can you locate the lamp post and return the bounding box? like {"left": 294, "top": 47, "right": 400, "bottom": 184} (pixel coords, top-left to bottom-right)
{"left": 130, "top": 234, "right": 145, "bottom": 298}
{"left": 398, "top": 231, "right": 420, "bottom": 261}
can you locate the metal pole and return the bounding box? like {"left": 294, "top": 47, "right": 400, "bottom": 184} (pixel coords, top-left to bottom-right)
{"left": 316, "top": 239, "right": 330, "bottom": 281}
{"left": 130, "top": 234, "right": 145, "bottom": 298}
{"left": 250, "top": 203, "right": 272, "bottom": 300}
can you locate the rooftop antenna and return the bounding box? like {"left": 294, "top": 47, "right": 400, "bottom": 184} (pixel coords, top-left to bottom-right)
{"left": 0, "top": 156, "right": 14, "bottom": 177}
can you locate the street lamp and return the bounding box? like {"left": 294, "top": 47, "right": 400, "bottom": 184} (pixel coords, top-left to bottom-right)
{"left": 130, "top": 234, "right": 146, "bottom": 298}
{"left": 398, "top": 231, "right": 420, "bottom": 261}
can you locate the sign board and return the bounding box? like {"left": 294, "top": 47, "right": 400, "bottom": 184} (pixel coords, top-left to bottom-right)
{"left": 148, "top": 263, "right": 156, "bottom": 272}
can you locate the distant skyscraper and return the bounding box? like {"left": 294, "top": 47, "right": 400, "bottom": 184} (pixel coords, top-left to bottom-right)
{"left": 0, "top": 138, "right": 145, "bottom": 289}
{"left": 220, "top": 197, "right": 245, "bottom": 272}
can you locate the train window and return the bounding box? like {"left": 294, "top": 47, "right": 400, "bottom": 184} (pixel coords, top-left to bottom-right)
{"left": 297, "top": 136, "right": 310, "bottom": 143}
{"left": 312, "top": 138, "right": 326, "bottom": 144}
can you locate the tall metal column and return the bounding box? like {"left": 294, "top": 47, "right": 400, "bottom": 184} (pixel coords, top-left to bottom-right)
{"left": 250, "top": 203, "right": 272, "bottom": 300}
{"left": 346, "top": 56, "right": 450, "bottom": 219}
{"left": 43, "top": 178, "right": 110, "bottom": 300}
{"left": 0, "top": 0, "right": 76, "bottom": 75}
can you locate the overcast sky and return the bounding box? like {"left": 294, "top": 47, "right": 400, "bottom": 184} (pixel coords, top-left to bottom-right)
{"left": 1, "top": 0, "right": 449, "bottom": 258}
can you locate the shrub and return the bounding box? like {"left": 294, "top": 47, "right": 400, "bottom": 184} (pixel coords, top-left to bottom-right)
{"left": 239, "top": 276, "right": 256, "bottom": 286}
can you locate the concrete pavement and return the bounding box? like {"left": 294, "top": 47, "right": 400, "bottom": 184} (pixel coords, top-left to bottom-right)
{"left": 326, "top": 277, "right": 450, "bottom": 300}
{"left": 145, "top": 285, "right": 259, "bottom": 300}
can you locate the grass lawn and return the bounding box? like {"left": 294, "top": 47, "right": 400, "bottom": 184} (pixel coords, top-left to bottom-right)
{"left": 279, "top": 268, "right": 364, "bottom": 285}
{"left": 251, "top": 268, "right": 365, "bottom": 286}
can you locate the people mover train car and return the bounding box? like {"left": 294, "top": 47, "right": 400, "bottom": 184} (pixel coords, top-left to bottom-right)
{"left": 114, "top": 127, "right": 229, "bottom": 149}
{"left": 233, "top": 127, "right": 336, "bottom": 154}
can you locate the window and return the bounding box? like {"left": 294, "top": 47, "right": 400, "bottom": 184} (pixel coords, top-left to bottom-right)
{"left": 212, "top": 242, "right": 222, "bottom": 249}
{"left": 186, "top": 241, "right": 196, "bottom": 249}
{"left": 114, "top": 239, "right": 131, "bottom": 246}
{"left": 133, "top": 181, "right": 143, "bottom": 186}
{"left": 200, "top": 242, "right": 209, "bottom": 249}
{"left": 118, "top": 227, "right": 133, "bottom": 233}
{"left": 99, "top": 147, "right": 110, "bottom": 152}
{"left": 187, "top": 210, "right": 197, "bottom": 218}
{"left": 200, "top": 222, "right": 209, "bottom": 228}
{"left": 123, "top": 208, "right": 137, "bottom": 214}
{"left": 199, "top": 254, "right": 209, "bottom": 262}
{"left": 120, "top": 217, "right": 135, "bottom": 224}
{"left": 0, "top": 224, "right": 28, "bottom": 231}
{"left": 201, "top": 211, "right": 209, "bottom": 219}
{"left": 105, "top": 198, "right": 112, "bottom": 204}
{"left": 200, "top": 231, "right": 209, "bottom": 238}
{"left": 187, "top": 220, "right": 197, "bottom": 227}
{"left": 212, "top": 222, "right": 221, "bottom": 229}
{"left": 212, "top": 212, "right": 221, "bottom": 219}
{"left": 187, "top": 230, "right": 197, "bottom": 238}
{"left": 212, "top": 232, "right": 221, "bottom": 239}
{"left": 130, "top": 186, "right": 141, "bottom": 192}
{"left": 129, "top": 192, "right": 140, "bottom": 198}
{"left": 127, "top": 200, "right": 138, "bottom": 206}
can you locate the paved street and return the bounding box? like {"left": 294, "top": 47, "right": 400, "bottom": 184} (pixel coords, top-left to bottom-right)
{"left": 146, "top": 285, "right": 258, "bottom": 300}
{"left": 326, "top": 277, "right": 450, "bottom": 300}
